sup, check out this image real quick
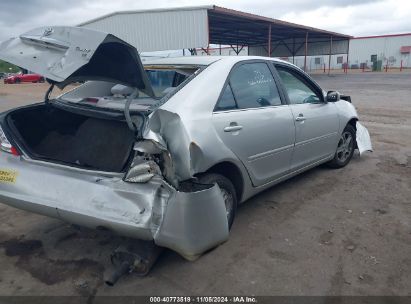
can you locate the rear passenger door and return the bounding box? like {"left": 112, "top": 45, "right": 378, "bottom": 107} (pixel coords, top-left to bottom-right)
{"left": 212, "top": 61, "right": 295, "bottom": 186}
{"left": 274, "top": 64, "right": 339, "bottom": 171}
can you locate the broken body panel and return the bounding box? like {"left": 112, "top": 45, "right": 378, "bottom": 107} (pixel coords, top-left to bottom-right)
{"left": 356, "top": 122, "right": 373, "bottom": 154}
{"left": 0, "top": 152, "right": 228, "bottom": 259}
{"left": 0, "top": 26, "right": 154, "bottom": 96}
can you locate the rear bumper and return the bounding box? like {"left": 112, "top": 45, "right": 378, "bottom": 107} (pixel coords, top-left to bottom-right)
{"left": 0, "top": 154, "right": 229, "bottom": 259}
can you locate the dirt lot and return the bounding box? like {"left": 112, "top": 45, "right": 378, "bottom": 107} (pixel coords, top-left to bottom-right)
{"left": 0, "top": 74, "right": 410, "bottom": 297}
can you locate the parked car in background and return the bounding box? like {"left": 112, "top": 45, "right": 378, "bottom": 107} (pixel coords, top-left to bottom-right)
{"left": 3, "top": 72, "right": 44, "bottom": 84}
{"left": 0, "top": 26, "right": 372, "bottom": 260}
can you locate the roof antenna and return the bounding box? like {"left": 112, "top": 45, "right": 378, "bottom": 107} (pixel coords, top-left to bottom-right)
{"left": 44, "top": 83, "right": 55, "bottom": 104}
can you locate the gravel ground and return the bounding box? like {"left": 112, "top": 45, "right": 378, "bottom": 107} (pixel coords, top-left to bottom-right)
{"left": 0, "top": 73, "right": 409, "bottom": 297}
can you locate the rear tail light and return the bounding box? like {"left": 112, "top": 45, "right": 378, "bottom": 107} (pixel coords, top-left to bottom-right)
{"left": 0, "top": 125, "right": 20, "bottom": 156}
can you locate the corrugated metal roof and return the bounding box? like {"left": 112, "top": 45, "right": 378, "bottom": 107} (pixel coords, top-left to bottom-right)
{"left": 210, "top": 6, "right": 351, "bottom": 39}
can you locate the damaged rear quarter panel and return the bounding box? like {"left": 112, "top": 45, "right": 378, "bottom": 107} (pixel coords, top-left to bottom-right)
{"left": 143, "top": 57, "right": 250, "bottom": 186}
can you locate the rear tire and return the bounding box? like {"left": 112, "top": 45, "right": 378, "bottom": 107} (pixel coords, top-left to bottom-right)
{"left": 327, "top": 124, "right": 356, "bottom": 168}
{"left": 39, "top": 77, "right": 45, "bottom": 83}
{"left": 198, "top": 173, "right": 237, "bottom": 230}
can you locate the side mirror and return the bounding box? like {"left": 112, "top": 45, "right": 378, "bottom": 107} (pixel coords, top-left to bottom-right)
{"left": 326, "top": 91, "right": 340, "bottom": 102}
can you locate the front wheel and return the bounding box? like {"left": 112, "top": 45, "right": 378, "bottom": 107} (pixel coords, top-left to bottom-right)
{"left": 14, "top": 78, "right": 21, "bottom": 84}
{"left": 327, "top": 124, "right": 356, "bottom": 168}
{"left": 198, "top": 173, "right": 237, "bottom": 230}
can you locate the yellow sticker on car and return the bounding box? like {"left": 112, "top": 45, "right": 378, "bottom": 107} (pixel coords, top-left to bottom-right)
{"left": 0, "top": 169, "right": 18, "bottom": 183}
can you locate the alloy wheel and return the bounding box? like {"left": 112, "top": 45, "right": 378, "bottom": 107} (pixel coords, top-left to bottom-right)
{"left": 336, "top": 131, "right": 354, "bottom": 163}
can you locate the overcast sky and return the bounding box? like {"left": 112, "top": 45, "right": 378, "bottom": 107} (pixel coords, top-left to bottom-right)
{"left": 0, "top": 0, "right": 410, "bottom": 42}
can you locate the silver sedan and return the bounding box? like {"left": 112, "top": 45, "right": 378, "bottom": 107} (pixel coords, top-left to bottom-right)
{"left": 0, "top": 26, "right": 372, "bottom": 259}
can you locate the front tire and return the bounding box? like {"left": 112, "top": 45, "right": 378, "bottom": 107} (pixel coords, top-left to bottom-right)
{"left": 328, "top": 124, "right": 356, "bottom": 168}
{"left": 15, "top": 78, "right": 21, "bottom": 84}
{"left": 198, "top": 173, "right": 237, "bottom": 230}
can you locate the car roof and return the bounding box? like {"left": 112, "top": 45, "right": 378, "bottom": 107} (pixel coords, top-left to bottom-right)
{"left": 142, "top": 56, "right": 292, "bottom": 67}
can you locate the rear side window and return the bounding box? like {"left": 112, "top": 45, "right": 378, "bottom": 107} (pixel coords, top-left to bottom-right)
{"left": 146, "top": 70, "right": 175, "bottom": 95}
{"left": 215, "top": 84, "right": 237, "bottom": 111}
{"left": 230, "top": 63, "right": 282, "bottom": 109}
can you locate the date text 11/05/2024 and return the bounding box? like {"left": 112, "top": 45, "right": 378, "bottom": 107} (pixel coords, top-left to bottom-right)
{"left": 149, "top": 296, "right": 257, "bottom": 303}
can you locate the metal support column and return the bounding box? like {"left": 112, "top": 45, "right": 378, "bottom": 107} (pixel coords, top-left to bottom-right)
{"left": 346, "top": 39, "right": 350, "bottom": 73}
{"left": 292, "top": 37, "right": 295, "bottom": 64}
{"left": 304, "top": 32, "right": 308, "bottom": 72}
{"left": 268, "top": 24, "right": 272, "bottom": 57}
{"left": 328, "top": 36, "right": 333, "bottom": 75}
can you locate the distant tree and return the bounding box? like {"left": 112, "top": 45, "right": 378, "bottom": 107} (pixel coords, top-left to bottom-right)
{"left": 0, "top": 60, "right": 20, "bottom": 73}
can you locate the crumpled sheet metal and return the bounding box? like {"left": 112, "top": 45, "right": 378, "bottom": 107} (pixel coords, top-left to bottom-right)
{"left": 144, "top": 109, "right": 202, "bottom": 181}
{"left": 154, "top": 183, "right": 229, "bottom": 260}
{"left": 139, "top": 110, "right": 231, "bottom": 258}
{"left": 0, "top": 27, "right": 107, "bottom": 83}
{"left": 0, "top": 153, "right": 228, "bottom": 259}
{"left": 356, "top": 122, "right": 373, "bottom": 155}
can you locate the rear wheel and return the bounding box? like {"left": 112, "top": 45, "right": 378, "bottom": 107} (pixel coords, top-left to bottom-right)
{"left": 39, "top": 77, "right": 45, "bottom": 83}
{"left": 198, "top": 173, "right": 237, "bottom": 230}
{"left": 328, "top": 124, "right": 356, "bottom": 168}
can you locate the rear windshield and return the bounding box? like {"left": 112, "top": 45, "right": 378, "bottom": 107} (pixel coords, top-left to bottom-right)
{"left": 58, "top": 65, "right": 201, "bottom": 111}
{"left": 145, "top": 68, "right": 197, "bottom": 97}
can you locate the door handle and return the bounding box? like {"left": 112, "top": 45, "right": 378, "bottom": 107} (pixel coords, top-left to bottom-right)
{"left": 295, "top": 114, "right": 306, "bottom": 122}
{"left": 224, "top": 125, "right": 243, "bottom": 132}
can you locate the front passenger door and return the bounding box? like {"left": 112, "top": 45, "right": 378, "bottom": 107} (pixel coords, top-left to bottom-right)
{"left": 275, "top": 65, "right": 339, "bottom": 171}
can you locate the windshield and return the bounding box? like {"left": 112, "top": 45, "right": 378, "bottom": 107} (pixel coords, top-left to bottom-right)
{"left": 58, "top": 65, "right": 201, "bottom": 112}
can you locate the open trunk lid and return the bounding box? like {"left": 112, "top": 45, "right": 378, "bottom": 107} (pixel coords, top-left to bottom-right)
{"left": 0, "top": 26, "right": 154, "bottom": 96}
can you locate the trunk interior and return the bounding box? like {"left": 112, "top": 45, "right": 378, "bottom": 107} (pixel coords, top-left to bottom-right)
{"left": 7, "top": 105, "right": 136, "bottom": 172}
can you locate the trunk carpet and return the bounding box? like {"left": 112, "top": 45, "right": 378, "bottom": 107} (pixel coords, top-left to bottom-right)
{"left": 34, "top": 118, "right": 135, "bottom": 172}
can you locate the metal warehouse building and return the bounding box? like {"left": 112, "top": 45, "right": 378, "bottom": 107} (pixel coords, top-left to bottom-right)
{"left": 78, "top": 5, "right": 411, "bottom": 72}
{"left": 291, "top": 33, "right": 411, "bottom": 71}
{"left": 349, "top": 33, "right": 411, "bottom": 70}
{"left": 78, "top": 5, "right": 351, "bottom": 71}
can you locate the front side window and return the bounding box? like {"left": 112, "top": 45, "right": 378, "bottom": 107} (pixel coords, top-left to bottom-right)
{"left": 229, "top": 62, "right": 282, "bottom": 109}
{"left": 276, "top": 67, "right": 321, "bottom": 104}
